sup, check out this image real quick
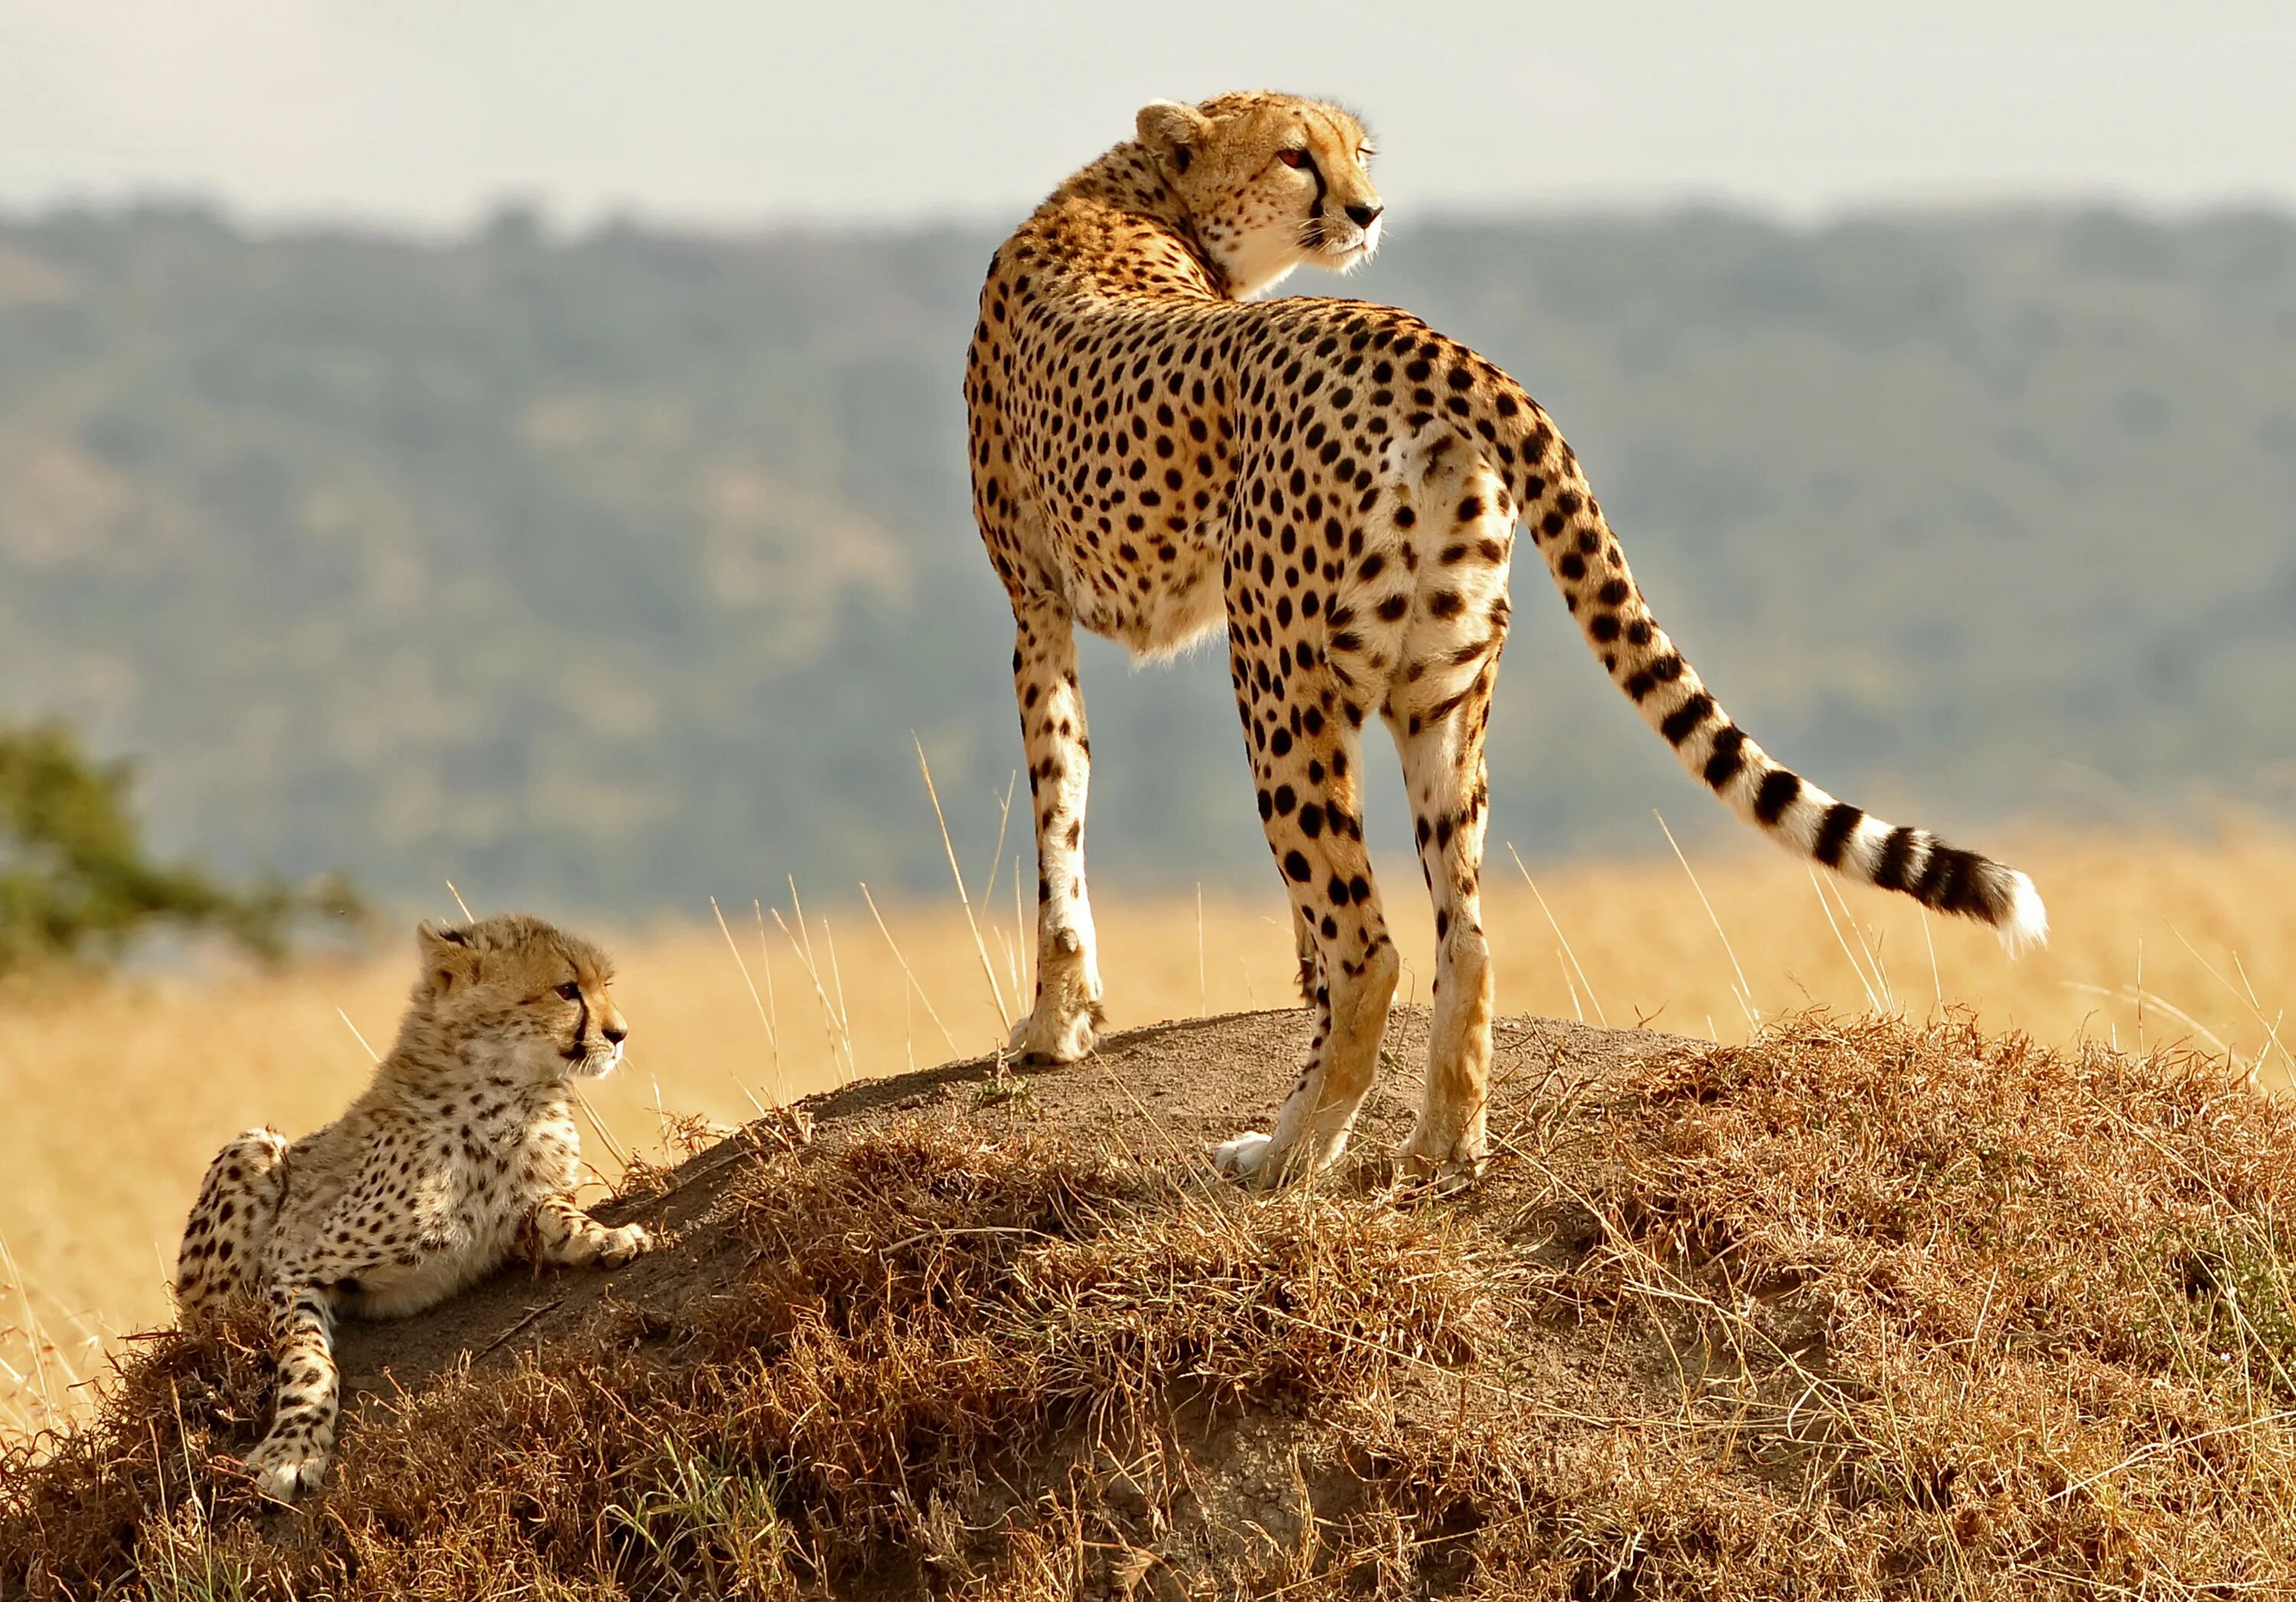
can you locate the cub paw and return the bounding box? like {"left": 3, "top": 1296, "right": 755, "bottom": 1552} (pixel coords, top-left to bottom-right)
{"left": 598, "top": 1222, "right": 654, "bottom": 1267}
{"left": 242, "top": 1434, "right": 328, "bottom": 1503}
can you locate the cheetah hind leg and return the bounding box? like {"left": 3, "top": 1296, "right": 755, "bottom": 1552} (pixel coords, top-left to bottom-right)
{"left": 1388, "top": 645, "right": 1505, "bottom": 1190}
{"left": 1214, "top": 663, "right": 1401, "bottom": 1186}
{"left": 1212, "top": 905, "right": 1328, "bottom": 1179}
{"left": 174, "top": 1129, "right": 290, "bottom": 1330}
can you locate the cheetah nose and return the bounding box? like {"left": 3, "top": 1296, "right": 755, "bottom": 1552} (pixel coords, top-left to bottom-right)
{"left": 1345, "top": 202, "right": 1383, "bottom": 229}
{"left": 602, "top": 1020, "right": 628, "bottom": 1046}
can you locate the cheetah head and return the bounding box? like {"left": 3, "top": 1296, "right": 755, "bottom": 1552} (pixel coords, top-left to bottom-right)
{"left": 1135, "top": 92, "right": 1382, "bottom": 299}
{"left": 411, "top": 913, "right": 628, "bottom": 1081}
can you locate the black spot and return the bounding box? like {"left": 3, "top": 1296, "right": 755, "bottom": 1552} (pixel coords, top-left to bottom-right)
{"left": 1702, "top": 725, "right": 1746, "bottom": 791}
{"left": 1285, "top": 850, "right": 1312, "bottom": 882}
{"left": 1918, "top": 846, "right": 1986, "bottom": 918}
{"left": 1814, "top": 803, "right": 1862, "bottom": 868}
{"left": 1661, "top": 693, "right": 1715, "bottom": 746}
{"left": 1754, "top": 769, "right": 1802, "bottom": 826}
{"left": 1873, "top": 827, "right": 1921, "bottom": 892}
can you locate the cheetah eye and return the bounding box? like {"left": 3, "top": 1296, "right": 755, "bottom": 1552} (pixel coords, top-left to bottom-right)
{"left": 556, "top": 981, "right": 582, "bottom": 1002}
{"left": 1276, "top": 148, "right": 1309, "bottom": 171}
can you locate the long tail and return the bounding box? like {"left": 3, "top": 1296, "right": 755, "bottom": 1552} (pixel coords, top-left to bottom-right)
{"left": 1512, "top": 423, "right": 2047, "bottom": 954}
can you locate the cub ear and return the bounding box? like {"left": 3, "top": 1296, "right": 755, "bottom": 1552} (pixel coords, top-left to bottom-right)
{"left": 1136, "top": 99, "right": 1211, "bottom": 175}
{"left": 416, "top": 919, "right": 478, "bottom": 995}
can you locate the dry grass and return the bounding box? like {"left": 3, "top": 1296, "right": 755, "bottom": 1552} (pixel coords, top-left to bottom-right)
{"left": 5, "top": 1013, "right": 2296, "bottom": 1597}
{"left": 2, "top": 824, "right": 2291, "bottom": 1441}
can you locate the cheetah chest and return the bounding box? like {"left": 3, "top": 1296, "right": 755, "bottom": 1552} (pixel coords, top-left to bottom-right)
{"left": 336, "top": 1100, "right": 580, "bottom": 1320}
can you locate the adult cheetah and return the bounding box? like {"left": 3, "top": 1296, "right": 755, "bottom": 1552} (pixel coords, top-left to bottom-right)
{"left": 963, "top": 92, "right": 2046, "bottom": 1186}
{"left": 174, "top": 913, "right": 651, "bottom": 1499}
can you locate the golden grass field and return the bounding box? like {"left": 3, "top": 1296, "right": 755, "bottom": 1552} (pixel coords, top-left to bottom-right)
{"left": 5, "top": 824, "right": 2293, "bottom": 1440}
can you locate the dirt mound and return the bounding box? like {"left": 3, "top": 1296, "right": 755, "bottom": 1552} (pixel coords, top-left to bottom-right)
{"left": 8, "top": 1007, "right": 2296, "bottom": 1599}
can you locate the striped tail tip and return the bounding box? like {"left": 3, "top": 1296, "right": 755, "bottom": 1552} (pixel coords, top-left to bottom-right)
{"left": 1997, "top": 870, "right": 2050, "bottom": 958}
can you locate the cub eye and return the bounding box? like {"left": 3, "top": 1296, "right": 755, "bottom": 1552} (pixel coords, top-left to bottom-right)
{"left": 556, "top": 981, "right": 583, "bottom": 1002}
{"left": 1276, "top": 148, "right": 1309, "bottom": 170}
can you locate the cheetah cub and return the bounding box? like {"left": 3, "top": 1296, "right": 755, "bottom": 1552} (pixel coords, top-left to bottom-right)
{"left": 174, "top": 913, "right": 653, "bottom": 1502}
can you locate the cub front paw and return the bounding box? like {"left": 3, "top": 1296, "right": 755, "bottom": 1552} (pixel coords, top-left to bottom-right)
{"left": 598, "top": 1222, "right": 654, "bottom": 1267}
{"left": 242, "top": 1434, "right": 328, "bottom": 1503}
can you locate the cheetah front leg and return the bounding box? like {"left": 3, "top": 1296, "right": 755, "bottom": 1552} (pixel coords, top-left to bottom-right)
{"left": 1006, "top": 591, "right": 1105, "bottom": 1062}
{"left": 242, "top": 1275, "right": 344, "bottom": 1502}
{"left": 522, "top": 1194, "right": 654, "bottom": 1269}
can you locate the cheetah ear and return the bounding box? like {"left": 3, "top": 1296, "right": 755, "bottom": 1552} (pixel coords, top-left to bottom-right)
{"left": 416, "top": 919, "right": 478, "bottom": 995}
{"left": 1136, "top": 100, "right": 1210, "bottom": 175}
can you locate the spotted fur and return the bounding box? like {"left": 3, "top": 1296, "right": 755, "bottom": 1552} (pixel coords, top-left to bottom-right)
{"left": 965, "top": 92, "right": 2047, "bottom": 1186}
{"left": 173, "top": 913, "right": 651, "bottom": 1501}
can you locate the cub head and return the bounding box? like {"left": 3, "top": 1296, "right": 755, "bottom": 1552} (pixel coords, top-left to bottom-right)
{"left": 1134, "top": 91, "right": 1381, "bottom": 299}
{"left": 412, "top": 913, "right": 627, "bottom": 1079}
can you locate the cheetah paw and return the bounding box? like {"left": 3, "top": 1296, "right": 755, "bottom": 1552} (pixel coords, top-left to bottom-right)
{"left": 1006, "top": 1002, "right": 1101, "bottom": 1065}
{"left": 242, "top": 1436, "right": 328, "bottom": 1503}
{"left": 598, "top": 1222, "right": 654, "bottom": 1267}
{"left": 1399, "top": 1134, "right": 1487, "bottom": 1195}
{"left": 1212, "top": 1131, "right": 1274, "bottom": 1183}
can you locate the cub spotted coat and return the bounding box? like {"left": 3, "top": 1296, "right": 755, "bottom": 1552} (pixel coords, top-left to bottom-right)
{"left": 174, "top": 913, "right": 651, "bottom": 1499}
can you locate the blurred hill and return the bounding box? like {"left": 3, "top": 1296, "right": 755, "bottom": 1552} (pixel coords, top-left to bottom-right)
{"left": 0, "top": 204, "right": 2290, "bottom": 915}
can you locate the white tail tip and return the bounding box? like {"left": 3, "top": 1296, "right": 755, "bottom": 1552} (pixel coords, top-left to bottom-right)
{"left": 1997, "top": 871, "right": 2050, "bottom": 958}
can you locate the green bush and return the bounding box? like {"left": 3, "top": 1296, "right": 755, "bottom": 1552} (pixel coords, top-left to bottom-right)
{"left": 0, "top": 722, "right": 360, "bottom": 974}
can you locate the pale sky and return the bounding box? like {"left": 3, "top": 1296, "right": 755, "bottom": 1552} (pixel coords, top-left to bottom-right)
{"left": 2, "top": 1, "right": 2293, "bottom": 231}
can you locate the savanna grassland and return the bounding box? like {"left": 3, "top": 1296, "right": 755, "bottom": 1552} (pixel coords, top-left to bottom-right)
{"left": 5, "top": 826, "right": 2291, "bottom": 1444}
